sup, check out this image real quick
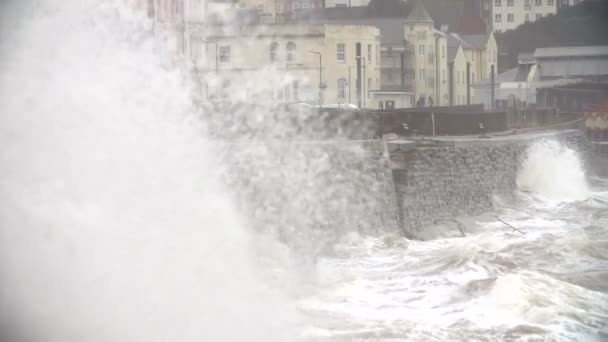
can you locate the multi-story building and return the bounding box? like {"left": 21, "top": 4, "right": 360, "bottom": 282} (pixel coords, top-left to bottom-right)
{"left": 325, "top": 0, "right": 371, "bottom": 7}
{"left": 447, "top": 32, "right": 498, "bottom": 105}
{"left": 492, "top": 0, "right": 558, "bottom": 33}
{"left": 473, "top": 0, "right": 585, "bottom": 33}
{"left": 197, "top": 23, "right": 382, "bottom": 106}
{"left": 404, "top": 2, "right": 449, "bottom": 107}
{"left": 557, "top": 0, "right": 584, "bottom": 10}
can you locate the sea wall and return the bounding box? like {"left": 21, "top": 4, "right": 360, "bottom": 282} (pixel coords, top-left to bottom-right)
{"left": 216, "top": 130, "right": 588, "bottom": 244}
{"left": 216, "top": 140, "right": 402, "bottom": 253}
{"left": 387, "top": 130, "right": 589, "bottom": 238}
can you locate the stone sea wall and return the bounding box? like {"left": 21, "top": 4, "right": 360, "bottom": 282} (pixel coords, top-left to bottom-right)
{"left": 216, "top": 130, "right": 588, "bottom": 243}
{"left": 216, "top": 140, "right": 402, "bottom": 253}
{"left": 387, "top": 130, "right": 589, "bottom": 238}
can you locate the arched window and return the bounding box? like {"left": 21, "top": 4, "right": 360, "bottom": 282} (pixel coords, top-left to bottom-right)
{"left": 270, "top": 42, "right": 278, "bottom": 63}
{"left": 337, "top": 78, "right": 347, "bottom": 99}
{"left": 286, "top": 41, "right": 296, "bottom": 63}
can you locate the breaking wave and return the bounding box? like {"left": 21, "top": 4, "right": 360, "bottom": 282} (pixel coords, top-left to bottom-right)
{"left": 517, "top": 140, "right": 590, "bottom": 202}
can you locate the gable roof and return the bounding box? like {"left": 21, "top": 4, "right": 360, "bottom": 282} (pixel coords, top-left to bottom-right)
{"left": 404, "top": 0, "right": 434, "bottom": 24}
{"left": 447, "top": 33, "right": 489, "bottom": 50}
{"left": 534, "top": 46, "right": 608, "bottom": 59}
{"left": 452, "top": 7, "right": 487, "bottom": 34}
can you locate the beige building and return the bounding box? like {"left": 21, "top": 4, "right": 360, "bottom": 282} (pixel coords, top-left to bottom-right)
{"left": 446, "top": 32, "right": 497, "bottom": 105}
{"left": 325, "top": 0, "right": 371, "bottom": 7}
{"left": 403, "top": 1, "right": 448, "bottom": 107}
{"left": 196, "top": 23, "right": 382, "bottom": 106}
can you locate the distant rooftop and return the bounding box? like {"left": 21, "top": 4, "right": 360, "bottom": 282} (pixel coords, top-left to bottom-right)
{"left": 534, "top": 46, "right": 608, "bottom": 59}
{"left": 447, "top": 33, "right": 489, "bottom": 50}
{"left": 404, "top": 0, "right": 434, "bottom": 24}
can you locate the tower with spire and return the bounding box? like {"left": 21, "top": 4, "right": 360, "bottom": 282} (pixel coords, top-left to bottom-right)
{"left": 404, "top": 0, "right": 448, "bottom": 106}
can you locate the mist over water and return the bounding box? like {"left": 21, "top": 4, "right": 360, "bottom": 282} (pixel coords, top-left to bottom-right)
{"left": 0, "top": 1, "right": 295, "bottom": 341}
{"left": 1, "top": 1, "right": 607, "bottom": 342}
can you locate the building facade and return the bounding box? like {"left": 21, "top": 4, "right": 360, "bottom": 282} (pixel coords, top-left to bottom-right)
{"left": 325, "top": 0, "right": 371, "bottom": 8}
{"left": 473, "top": 0, "right": 585, "bottom": 33}
{"left": 196, "top": 24, "right": 382, "bottom": 106}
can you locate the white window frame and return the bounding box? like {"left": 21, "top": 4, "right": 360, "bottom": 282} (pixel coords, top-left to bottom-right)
{"left": 337, "top": 43, "right": 346, "bottom": 63}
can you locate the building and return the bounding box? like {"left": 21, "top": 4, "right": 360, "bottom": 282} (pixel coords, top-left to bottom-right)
{"left": 472, "top": 0, "right": 585, "bottom": 33}
{"left": 534, "top": 46, "right": 608, "bottom": 112}
{"left": 196, "top": 24, "right": 382, "bottom": 106}
{"left": 403, "top": 1, "right": 448, "bottom": 107}
{"left": 557, "top": 0, "right": 584, "bottom": 10}
{"left": 473, "top": 46, "right": 608, "bottom": 111}
{"left": 325, "top": 0, "right": 371, "bottom": 8}
{"left": 293, "top": 0, "right": 497, "bottom": 109}
{"left": 471, "top": 52, "right": 536, "bottom": 109}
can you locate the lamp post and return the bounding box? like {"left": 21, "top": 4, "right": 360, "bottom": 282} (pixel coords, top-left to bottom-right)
{"left": 356, "top": 56, "right": 366, "bottom": 109}
{"left": 308, "top": 50, "right": 323, "bottom": 106}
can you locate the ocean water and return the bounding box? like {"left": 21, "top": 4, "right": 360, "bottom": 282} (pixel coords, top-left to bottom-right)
{"left": 299, "top": 143, "right": 608, "bottom": 341}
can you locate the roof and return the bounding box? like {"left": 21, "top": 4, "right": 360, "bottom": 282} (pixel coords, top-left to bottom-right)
{"left": 404, "top": 0, "right": 434, "bottom": 24}
{"left": 451, "top": 7, "right": 487, "bottom": 34}
{"left": 458, "top": 34, "right": 489, "bottom": 49}
{"left": 517, "top": 52, "right": 535, "bottom": 64}
{"left": 474, "top": 66, "right": 529, "bottom": 86}
{"left": 534, "top": 46, "right": 608, "bottom": 59}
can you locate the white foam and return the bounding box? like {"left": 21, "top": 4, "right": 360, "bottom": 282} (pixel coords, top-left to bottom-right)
{"left": 0, "top": 1, "right": 295, "bottom": 341}
{"left": 517, "top": 140, "right": 590, "bottom": 202}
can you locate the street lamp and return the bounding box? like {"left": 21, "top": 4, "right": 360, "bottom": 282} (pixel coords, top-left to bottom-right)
{"left": 356, "top": 56, "right": 366, "bottom": 109}
{"left": 308, "top": 50, "right": 323, "bottom": 106}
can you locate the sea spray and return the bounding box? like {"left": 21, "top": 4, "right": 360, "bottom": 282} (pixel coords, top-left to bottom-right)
{"left": 0, "top": 1, "right": 296, "bottom": 341}
{"left": 517, "top": 140, "right": 590, "bottom": 202}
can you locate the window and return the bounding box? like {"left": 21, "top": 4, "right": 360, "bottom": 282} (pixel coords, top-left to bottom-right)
{"left": 219, "top": 46, "right": 230, "bottom": 63}
{"left": 337, "top": 78, "right": 347, "bottom": 99}
{"left": 495, "top": 0, "right": 501, "bottom": 6}
{"left": 472, "top": 72, "right": 475, "bottom": 82}
{"left": 367, "top": 78, "right": 372, "bottom": 97}
{"left": 442, "top": 69, "right": 446, "bottom": 83}
{"left": 525, "top": 0, "right": 530, "bottom": 4}
{"left": 495, "top": 13, "right": 502, "bottom": 22}
{"left": 419, "top": 45, "right": 425, "bottom": 56}
{"left": 525, "top": 13, "right": 530, "bottom": 21}
{"left": 507, "top": 0, "right": 514, "bottom": 5}
{"left": 535, "top": 0, "right": 542, "bottom": 5}
{"left": 286, "top": 41, "right": 296, "bottom": 63}
{"left": 548, "top": 0, "right": 554, "bottom": 4}
{"left": 442, "top": 45, "right": 445, "bottom": 58}
{"left": 536, "top": 13, "right": 542, "bottom": 20}
{"left": 419, "top": 69, "right": 426, "bottom": 81}
{"left": 508, "top": 13, "right": 514, "bottom": 21}
{"left": 270, "top": 42, "right": 278, "bottom": 62}
{"left": 337, "top": 43, "right": 345, "bottom": 63}
{"left": 367, "top": 44, "right": 372, "bottom": 63}
{"left": 457, "top": 70, "right": 461, "bottom": 84}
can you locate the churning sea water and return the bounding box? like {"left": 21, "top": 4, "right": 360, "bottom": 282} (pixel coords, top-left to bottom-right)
{"left": 299, "top": 142, "right": 608, "bottom": 341}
